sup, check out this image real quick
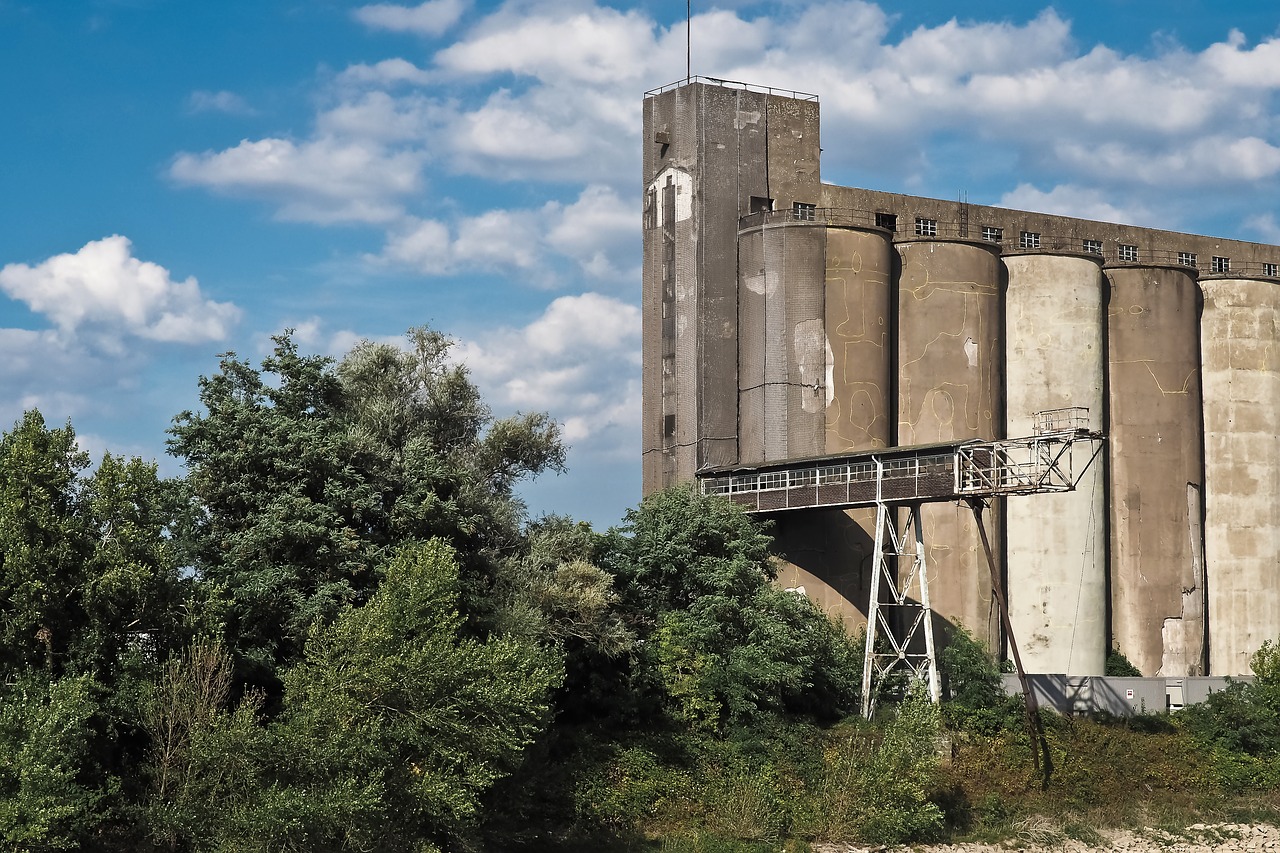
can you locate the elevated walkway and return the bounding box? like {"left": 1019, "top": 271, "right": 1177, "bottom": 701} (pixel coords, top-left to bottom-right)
{"left": 695, "top": 408, "right": 1104, "bottom": 743}
{"left": 698, "top": 407, "right": 1102, "bottom": 513}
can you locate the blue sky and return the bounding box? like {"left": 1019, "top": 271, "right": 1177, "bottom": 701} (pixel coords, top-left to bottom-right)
{"left": 1, "top": 0, "right": 1278, "bottom": 529}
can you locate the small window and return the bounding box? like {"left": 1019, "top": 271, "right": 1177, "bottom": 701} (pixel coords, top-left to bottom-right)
{"left": 1179, "top": 252, "right": 1198, "bottom": 268}
{"left": 875, "top": 212, "right": 897, "bottom": 232}
{"left": 915, "top": 217, "right": 938, "bottom": 237}
{"left": 1265, "top": 262, "right": 1278, "bottom": 277}
{"left": 1083, "top": 239, "right": 1103, "bottom": 255}
{"left": 750, "top": 196, "right": 773, "bottom": 214}
{"left": 1019, "top": 231, "right": 1041, "bottom": 249}
{"left": 1118, "top": 244, "right": 1138, "bottom": 262}
{"left": 663, "top": 414, "right": 676, "bottom": 438}
{"left": 981, "top": 225, "right": 1003, "bottom": 242}
{"left": 793, "top": 202, "right": 816, "bottom": 221}
{"left": 759, "top": 472, "right": 787, "bottom": 490}
{"left": 1211, "top": 256, "right": 1230, "bottom": 273}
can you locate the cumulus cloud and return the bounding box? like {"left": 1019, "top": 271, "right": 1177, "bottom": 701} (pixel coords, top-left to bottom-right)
{"left": 173, "top": 1, "right": 1280, "bottom": 272}
{"left": 369, "top": 184, "right": 637, "bottom": 284}
{"left": 0, "top": 236, "right": 239, "bottom": 345}
{"left": 355, "top": 0, "right": 467, "bottom": 35}
{"left": 546, "top": 185, "right": 636, "bottom": 280}
{"left": 455, "top": 292, "right": 641, "bottom": 445}
{"left": 336, "top": 58, "right": 434, "bottom": 88}
{"left": 376, "top": 209, "right": 545, "bottom": 278}
{"left": 170, "top": 136, "right": 425, "bottom": 223}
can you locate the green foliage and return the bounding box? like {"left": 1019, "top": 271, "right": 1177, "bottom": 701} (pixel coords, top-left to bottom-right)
{"left": 604, "top": 486, "right": 862, "bottom": 730}
{"left": 167, "top": 335, "right": 387, "bottom": 675}
{"left": 168, "top": 329, "right": 567, "bottom": 676}
{"left": 0, "top": 674, "right": 107, "bottom": 851}
{"left": 1105, "top": 648, "right": 1143, "bottom": 677}
{"left": 938, "top": 628, "right": 1022, "bottom": 734}
{"left": 0, "top": 412, "right": 91, "bottom": 675}
{"left": 139, "top": 640, "right": 267, "bottom": 851}
{"left": 809, "top": 688, "right": 945, "bottom": 843}
{"left": 264, "top": 540, "right": 563, "bottom": 850}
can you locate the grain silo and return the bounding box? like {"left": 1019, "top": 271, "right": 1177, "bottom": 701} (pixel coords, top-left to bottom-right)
{"left": 896, "top": 237, "right": 1004, "bottom": 651}
{"left": 1106, "top": 264, "right": 1206, "bottom": 676}
{"left": 642, "top": 78, "right": 1280, "bottom": 676}
{"left": 1003, "top": 253, "right": 1108, "bottom": 675}
{"left": 1200, "top": 275, "right": 1280, "bottom": 675}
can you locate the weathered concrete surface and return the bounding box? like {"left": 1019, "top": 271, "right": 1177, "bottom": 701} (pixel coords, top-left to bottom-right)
{"left": 1106, "top": 265, "right": 1206, "bottom": 677}
{"left": 1200, "top": 277, "right": 1280, "bottom": 675}
{"left": 773, "top": 509, "right": 877, "bottom": 632}
{"left": 825, "top": 226, "right": 894, "bottom": 453}
{"left": 772, "top": 226, "right": 898, "bottom": 634}
{"left": 897, "top": 238, "right": 1004, "bottom": 651}
{"left": 641, "top": 83, "right": 820, "bottom": 494}
{"left": 1003, "top": 253, "right": 1108, "bottom": 675}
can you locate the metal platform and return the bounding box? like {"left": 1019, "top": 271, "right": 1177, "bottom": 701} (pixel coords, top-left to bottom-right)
{"left": 695, "top": 407, "right": 1104, "bottom": 729}
{"left": 698, "top": 408, "right": 1103, "bottom": 513}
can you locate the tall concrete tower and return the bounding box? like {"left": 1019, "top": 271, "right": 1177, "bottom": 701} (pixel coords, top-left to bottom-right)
{"left": 641, "top": 81, "right": 821, "bottom": 493}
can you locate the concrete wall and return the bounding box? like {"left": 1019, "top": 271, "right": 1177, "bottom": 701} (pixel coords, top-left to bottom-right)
{"left": 1004, "top": 253, "right": 1108, "bottom": 675}
{"left": 1200, "top": 277, "right": 1280, "bottom": 675}
{"left": 897, "top": 238, "right": 1004, "bottom": 651}
{"left": 641, "top": 83, "right": 820, "bottom": 493}
{"left": 1106, "top": 265, "right": 1206, "bottom": 676}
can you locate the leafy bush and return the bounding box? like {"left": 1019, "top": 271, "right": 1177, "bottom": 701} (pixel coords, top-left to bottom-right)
{"left": 1105, "top": 649, "right": 1142, "bottom": 677}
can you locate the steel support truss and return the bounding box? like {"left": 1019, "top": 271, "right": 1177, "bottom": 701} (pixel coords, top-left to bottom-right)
{"left": 861, "top": 500, "right": 940, "bottom": 718}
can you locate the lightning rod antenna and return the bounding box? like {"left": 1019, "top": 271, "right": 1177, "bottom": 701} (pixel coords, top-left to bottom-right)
{"left": 686, "top": 0, "right": 692, "bottom": 82}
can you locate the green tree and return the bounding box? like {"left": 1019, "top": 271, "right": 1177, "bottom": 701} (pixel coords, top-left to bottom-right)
{"left": 604, "top": 485, "right": 862, "bottom": 730}
{"left": 0, "top": 674, "right": 107, "bottom": 851}
{"left": 259, "top": 540, "right": 562, "bottom": 851}
{"left": 0, "top": 411, "right": 90, "bottom": 676}
{"left": 336, "top": 328, "right": 566, "bottom": 623}
{"left": 167, "top": 335, "right": 384, "bottom": 677}
{"left": 168, "top": 329, "right": 567, "bottom": 676}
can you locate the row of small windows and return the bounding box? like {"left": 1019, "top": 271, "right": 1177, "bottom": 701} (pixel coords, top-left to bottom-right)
{"left": 866, "top": 212, "right": 1279, "bottom": 277}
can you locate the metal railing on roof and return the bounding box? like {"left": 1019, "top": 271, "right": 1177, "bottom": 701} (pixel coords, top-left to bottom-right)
{"left": 735, "top": 209, "right": 1280, "bottom": 279}
{"left": 644, "top": 76, "right": 819, "bottom": 101}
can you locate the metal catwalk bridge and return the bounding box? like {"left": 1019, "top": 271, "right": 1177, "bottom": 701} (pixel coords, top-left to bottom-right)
{"left": 696, "top": 407, "right": 1104, "bottom": 736}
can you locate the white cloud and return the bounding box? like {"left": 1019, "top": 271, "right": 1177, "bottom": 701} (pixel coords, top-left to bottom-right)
{"left": 186, "top": 89, "right": 255, "bottom": 115}
{"left": 546, "top": 184, "right": 636, "bottom": 280}
{"left": 998, "top": 184, "right": 1154, "bottom": 227}
{"left": 1243, "top": 213, "right": 1280, "bottom": 244}
{"left": 370, "top": 184, "right": 636, "bottom": 284}
{"left": 170, "top": 136, "right": 425, "bottom": 223}
{"left": 434, "top": 6, "right": 658, "bottom": 83}
{"left": 355, "top": 0, "right": 467, "bottom": 36}
{"left": 455, "top": 292, "right": 641, "bottom": 446}
{"left": 336, "top": 58, "right": 434, "bottom": 88}
{"left": 0, "top": 236, "right": 240, "bottom": 345}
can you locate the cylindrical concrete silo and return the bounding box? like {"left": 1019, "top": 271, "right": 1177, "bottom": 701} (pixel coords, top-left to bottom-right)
{"left": 1200, "top": 276, "right": 1280, "bottom": 675}
{"left": 774, "top": 225, "right": 895, "bottom": 632}
{"left": 1004, "top": 253, "right": 1108, "bottom": 675}
{"left": 1106, "top": 264, "right": 1206, "bottom": 676}
{"left": 738, "top": 220, "right": 826, "bottom": 463}
{"left": 897, "top": 238, "right": 1004, "bottom": 652}
{"left": 826, "top": 226, "right": 894, "bottom": 453}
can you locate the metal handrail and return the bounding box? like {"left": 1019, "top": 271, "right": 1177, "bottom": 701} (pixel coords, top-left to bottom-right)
{"left": 644, "top": 76, "right": 819, "bottom": 101}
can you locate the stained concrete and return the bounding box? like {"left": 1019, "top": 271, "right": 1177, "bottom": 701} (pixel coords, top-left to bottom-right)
{"left": 1004, "top": 253, "right": 1108, "bottom": 675}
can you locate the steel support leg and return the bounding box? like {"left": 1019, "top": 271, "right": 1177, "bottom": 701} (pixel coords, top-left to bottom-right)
{"left": 862, "top": 501, "right": 939, "bottom": 718}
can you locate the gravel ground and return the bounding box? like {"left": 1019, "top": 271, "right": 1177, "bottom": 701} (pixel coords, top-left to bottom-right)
{"left": 812, "top": 823, "right": 1280, "bottom": 852}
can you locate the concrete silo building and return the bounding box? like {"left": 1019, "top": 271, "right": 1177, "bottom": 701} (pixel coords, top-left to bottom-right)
{"left": 641, "top": 78, "right": 1280, "bottom": 677}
